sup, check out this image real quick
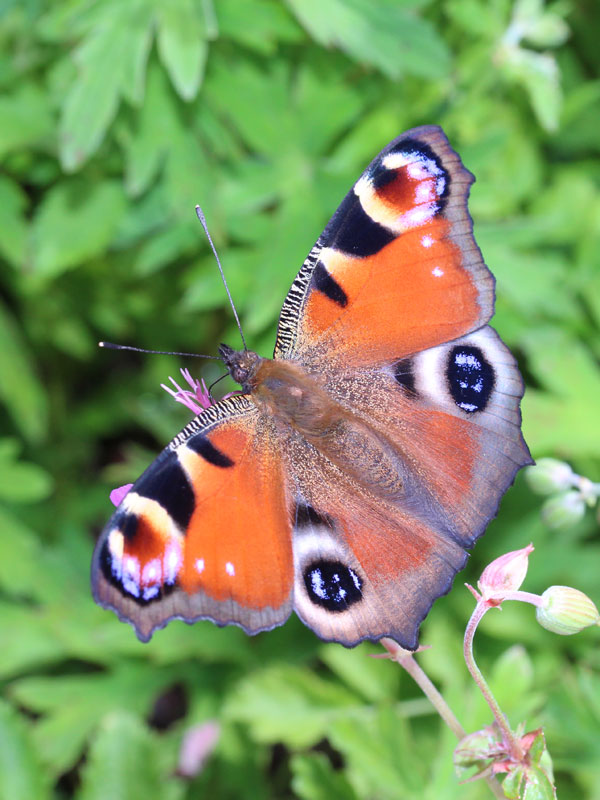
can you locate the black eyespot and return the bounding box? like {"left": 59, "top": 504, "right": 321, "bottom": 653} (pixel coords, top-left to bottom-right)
{"left": 446, "top": 345, "right": 494, "bottom": 413}
{"left": 303, "top": 559, "right": 363, "bottom": 612}
{"left": 97, "top": 539, "right": 175, "bottom": 606}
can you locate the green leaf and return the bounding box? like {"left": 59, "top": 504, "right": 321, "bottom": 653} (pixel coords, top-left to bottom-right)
{"left": 329, "top": 706, "right": 425, "bottom": 795}
{"left": 31, "top": 180, "right": 126, "bottom": 280}
{"left": 319, "top": 642, "right": 400, "bottom": 702}
{"left": 9, "top": 664, "right": 188, "bottom": 777}
{"left": 0, "top": 602, "right": 68, "bottom": 680}
{"left": 0, "top": 300, "right": 48, "bottom": 443}
{"left": 0, "top": 700, "right": 50, "bottom": 800}
{"left": 0, "top": 84, "right": 53, "bottom": 159}
{"left": 156, "top": 0, "right": 208, "bottom": 100}
{"left": 217, "top": 0, "right": 303, "bottom": 54}
{"left": 79, "top": 711, "right": 178, "bottom": 800}
{"left": 224, "top": 664, "right": 362, "bottom": 747}
{"left": 500, "top": 46, "right": 562, "bottom": 132}
{"left": 291, "top": 753, "right": 359, "bottom": 800}
{"left": 522, "top": 764, "right": 556, "bottom": 800}
{"left": 59, "top": 0, "right": 154, "bottom": 170}
{"left": 0, "top": 175, "right": 27, "bottom": 268}
{"left": 124, "top": 61, "right": 174, "bottom": 197}
{"left": 285, "top": 0, "right": 451, "bottom": 79}
{"left": 0, "top": 439, "right": 53, "bottom": 503}
{"left": 521, "top": 329, "right": 600, "bottom": 457}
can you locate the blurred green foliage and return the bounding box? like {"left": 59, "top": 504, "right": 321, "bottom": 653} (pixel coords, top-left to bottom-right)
{"left": 1, "top": 0, "right": 599, "bottom": 797}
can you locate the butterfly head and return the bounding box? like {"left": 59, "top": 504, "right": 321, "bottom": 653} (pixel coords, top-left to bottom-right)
{"left": 218, "top": 344, "right": 262, "bottom": 392}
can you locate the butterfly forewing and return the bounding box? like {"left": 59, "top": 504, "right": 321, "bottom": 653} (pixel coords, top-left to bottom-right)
{"left": 92, "top": 395, "right": 295, "bottom": 641}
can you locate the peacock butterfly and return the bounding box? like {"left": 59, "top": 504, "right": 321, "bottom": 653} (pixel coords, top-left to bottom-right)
{"left": 92, "top": 126, "right": 532, "bottom": 649}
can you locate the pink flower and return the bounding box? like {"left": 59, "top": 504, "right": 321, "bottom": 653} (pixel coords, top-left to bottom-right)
{"left": 109, "top": 483, "right": 133, "bottom": 507}
{"left": 161, "top": 368, "right": 214, "bottom": 414}
{"left": 472, "top": 544, "right": 534, "bottom": 606}
{"left": 110, "top": 370, "right": 242, "bottom": 506}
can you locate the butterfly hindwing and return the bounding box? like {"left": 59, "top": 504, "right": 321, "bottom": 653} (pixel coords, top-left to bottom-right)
{"left": 275, "top": 125, "right": 494, "bottom": 368}
{"left": 282, "top": 325, "right": 531, "bottom": 647}
{"left": 92, "top": 395, "right": 294, "bottom": 641}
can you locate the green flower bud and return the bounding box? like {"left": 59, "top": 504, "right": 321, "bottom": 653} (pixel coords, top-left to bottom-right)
{"left": 525, "top": 459, "right": 575, "bottom": 495}
{"left": 541, "top": 490, "right": 585, "bottom": 529}
{"left": 536, "top": 586, "right": 600, "bottom": 635}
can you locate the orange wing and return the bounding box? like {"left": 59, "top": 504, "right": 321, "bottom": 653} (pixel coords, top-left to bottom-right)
{"left": 274, "top": 126, "right": 494, "bottom": 368}
{"left": 92, "top": 395, "right": 294, "bottom": 641}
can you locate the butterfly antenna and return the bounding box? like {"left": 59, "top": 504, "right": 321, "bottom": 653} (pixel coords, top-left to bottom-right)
{"left": 195, "top": 205, "right": 248, "bottom": 351}
{"left": 99, "top": 342, "right": 220, "bottom": 360}
{"left": 208, "top": 372, "right": 229, "bottom": 396}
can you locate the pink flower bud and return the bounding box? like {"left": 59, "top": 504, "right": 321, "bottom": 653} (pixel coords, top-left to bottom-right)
{"left": 478, "top": 544, "right": 534, "bottom": 604}
{"left": 109, "top": 483, "right": 133, "bottom": 507}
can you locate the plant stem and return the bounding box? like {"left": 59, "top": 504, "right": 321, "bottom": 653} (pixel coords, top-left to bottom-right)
{"left": 381, "top": 638, "right": 465, "bottom": 738}
{"left": 463, "top": 603, "right": 524, "bottom": 761}
{"left": 381, "top": 638, "right": 506, "bottom": 800}
{"left": 501, "top": 590, "right": 543, "bottom": 606}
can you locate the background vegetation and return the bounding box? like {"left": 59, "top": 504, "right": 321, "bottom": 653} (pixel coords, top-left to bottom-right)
{"left": 1, "top": 0, "right": 599, "bottom": 797}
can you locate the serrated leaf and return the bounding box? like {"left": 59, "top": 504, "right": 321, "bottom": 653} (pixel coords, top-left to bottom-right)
{"left": 157, "top": 0, "right": 208, "bottom": 100}
{"left": 0, "top": 300, "right": 48, "bottom": 443}
{"left": 286, "top": 0, "right": 451, "bottom": 79}
{"left": 59, "top": 0, "right": 154, "bottom": 170}
{"left": 79, "top": 711, "right": 175, "bottom": 800}
{"left": 319, "top": 642, "right": 400, "bottom": 702}
{"left": 0, "top": 700, "right": 50, "bottom": 800}
{"left": 31, "top": 180, "right": 126, "bottom": 280}
{"left": 10, "top": 666, "right": 181, "bottom": 777}
{"left": 124, "top": 61, "right": 175, "bottom": 197}
{"left": 291, "top": 753, "right": 359, "bottom": 800}
{"left": 329, "top": 706, "right": 424, "bottom": 795}
{"left": 217, "top": 0, "right": 302, "bottom": 54}
{"left": 224, "top": 664, "right": 361, "bottom": 747}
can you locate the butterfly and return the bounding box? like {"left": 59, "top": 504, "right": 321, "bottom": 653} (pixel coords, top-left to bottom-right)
{"left": 92, "top": 125, "right": 532, "bottom": 650}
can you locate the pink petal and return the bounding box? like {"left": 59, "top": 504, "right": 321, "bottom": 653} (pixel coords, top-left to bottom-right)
{"left": 110, "top": 483, "right": 133, "bottom": 507}
{"left": 478, "top": 544, "right": 534, "bottom": 603}
{"left": 177, "top": 721, "right": 220, "bottom": 778}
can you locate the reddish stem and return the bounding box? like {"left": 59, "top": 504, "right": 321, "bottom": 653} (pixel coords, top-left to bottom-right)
{"left": 463, "top": 602, "right": 524, "bottom": 761}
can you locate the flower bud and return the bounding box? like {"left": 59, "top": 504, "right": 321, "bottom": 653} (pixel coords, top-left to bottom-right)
{"left": 536, "top": 586, "right": 600, "bottom": 635}
{"left": 541, "top": 490, "right": 585, "bottom": 529}
{"left": 525, "top": 459, "right": 575, "bottom": 495}
{"left": 110, "top": 483, "right": 133, "bottom": 507}
{"left": 478, "top": 544, "right": 534, "bottom": 603}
